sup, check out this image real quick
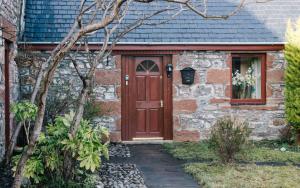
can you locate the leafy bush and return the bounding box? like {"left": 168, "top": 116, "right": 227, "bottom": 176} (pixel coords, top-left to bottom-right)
{"left": 12, "top": 112, "right": 109, "bottom": 186}
{"left": 285, "top": 19, "right": 300, "bottom": 132}
{"left": 11, "top": 101, "right": 38, "bottom": 122}
{"left": 11, "top": 101, "right": 38, "bottom": 144}
{"left": 209, "top": 116, "right": 251, "bottom": 163}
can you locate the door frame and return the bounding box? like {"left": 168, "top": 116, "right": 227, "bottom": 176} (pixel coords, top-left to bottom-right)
{"left": 4, "top": 40, "right": 11, "bottom": 149}
{"left": 121, "top": 54, "right": 173, "bottom": 141}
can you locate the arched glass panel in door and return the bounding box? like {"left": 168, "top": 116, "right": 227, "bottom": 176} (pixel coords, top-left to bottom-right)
{"left": 136, "top": 60, "right": 159, "bottom": 72}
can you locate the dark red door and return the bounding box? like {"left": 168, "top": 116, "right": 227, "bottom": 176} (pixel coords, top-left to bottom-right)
{"left": 122, "top": 55, "right": 173, "bottom": 141}
{"left": 131, "top": 57, "right": 163, "bottom": 138}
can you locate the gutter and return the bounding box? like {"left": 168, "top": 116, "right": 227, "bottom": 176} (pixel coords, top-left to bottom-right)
{"left": 18, "top": 41, "right": 286, "bottom": 45}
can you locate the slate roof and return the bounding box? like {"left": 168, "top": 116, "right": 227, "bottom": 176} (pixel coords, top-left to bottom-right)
{"left": 22, "top": 0, "right": 300, "bottom": 44}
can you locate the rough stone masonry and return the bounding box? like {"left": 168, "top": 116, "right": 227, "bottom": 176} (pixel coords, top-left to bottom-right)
{"left": 18, "top": 50, "right": 286, "bottom": 142}
{"left": 18, "top": 51, "right": 122, "bottom": 142}
{"left": 173, "top": 51, "right": 286, "bottom": 141}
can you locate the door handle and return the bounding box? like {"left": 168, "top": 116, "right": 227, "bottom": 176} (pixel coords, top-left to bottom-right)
{"left": 160, "top": 100, "right": 163, "bottom": 108}
{"left": 125, "top": 75, "right": 129, "bottom": 86}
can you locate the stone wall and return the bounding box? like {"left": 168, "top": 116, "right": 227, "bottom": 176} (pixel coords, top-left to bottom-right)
{"left": 0, "top": 0, "right": 21, "bottom": 160}
{"left": 173, "top": 51, "right": 285, "bottom": 141}
{"left": 18, "top": 51, "right": 122, "bottom": 142}
{"left": 18, "top": 50, "right": 285, "bottom": 143}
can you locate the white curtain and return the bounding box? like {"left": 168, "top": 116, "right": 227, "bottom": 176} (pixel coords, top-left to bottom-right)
{"left": 251, "top": 58, "right": 261, "bottom": 99}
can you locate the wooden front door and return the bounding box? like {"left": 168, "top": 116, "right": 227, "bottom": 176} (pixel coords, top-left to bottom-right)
{"left": 122, "top": 55, "right": 173, "bottom": 141}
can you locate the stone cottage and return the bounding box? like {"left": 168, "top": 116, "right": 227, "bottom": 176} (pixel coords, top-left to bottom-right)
{"left": 1, "top": 0, "right": 300, "bottom": 158}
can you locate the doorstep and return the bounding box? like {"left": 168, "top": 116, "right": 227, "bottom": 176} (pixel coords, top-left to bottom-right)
{"left": 122, "top": 138, "right": 173, "bottom": 144}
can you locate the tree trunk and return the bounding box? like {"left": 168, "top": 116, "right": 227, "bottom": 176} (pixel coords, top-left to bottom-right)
{"left": 63, "top": 87, "right": 89, "bottom": 180}
{"left": 4, "top": 123, "right": 22, "bottom": 164}
{"left": 11, "top": 21, "right": 85, "bottom": 186}
{"left": 12, "top": 83, "right": 48, "bottom": 188}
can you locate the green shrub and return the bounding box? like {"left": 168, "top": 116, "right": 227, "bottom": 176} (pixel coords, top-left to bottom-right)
{"left": 12, "top": 112, "right": 109, "bottom": 186}
{"left": 11, "top": 101, "right": 38, "bottom": 144}
{"left": 11, "top": 101, "right": 38, "bottom": 123}
{"left": 209, "top": 116, "right": 251, "bottom": 163}
{"left": 285, "top": 19, "right": 300, "bottom": 131}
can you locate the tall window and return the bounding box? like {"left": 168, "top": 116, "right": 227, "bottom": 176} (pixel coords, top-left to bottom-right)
{"left": 231, "top": 54, "right": 266, "bottom": 104}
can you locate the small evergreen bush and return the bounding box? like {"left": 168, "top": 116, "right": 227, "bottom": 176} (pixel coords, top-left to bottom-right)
{"left": 285, "top": 19, "right": 300, "bottom": 133}
{"left": 209, "top": 116, "right": 251, "bottom": 163}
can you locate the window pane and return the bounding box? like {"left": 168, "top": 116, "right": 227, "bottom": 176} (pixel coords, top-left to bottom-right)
{"left": 136, "top": 60, "right": 159, "bottom": 72}
{"left": 136, "top": 64, "right": 146, "bottom": 72}
{"left": 232, "top": 56, "right": 262, "bottom": 99}
{"left": 150, "top": 64, "right": 159, "bottom": 72}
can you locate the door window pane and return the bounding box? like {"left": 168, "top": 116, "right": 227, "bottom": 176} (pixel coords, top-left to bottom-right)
{"left": 136, "top": 60, "right": 159, "bottom": 72}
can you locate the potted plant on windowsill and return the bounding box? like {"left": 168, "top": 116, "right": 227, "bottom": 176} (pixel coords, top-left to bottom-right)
{"left": 232, "top": 68, "right": 255, "bottom": 99}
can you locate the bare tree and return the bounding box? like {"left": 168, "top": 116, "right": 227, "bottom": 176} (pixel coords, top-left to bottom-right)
{"left": 11, "top": 0, "right": 270, "bottom": 187}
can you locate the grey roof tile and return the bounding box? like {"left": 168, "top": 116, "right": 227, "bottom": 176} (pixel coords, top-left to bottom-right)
{"left": 22, "top": 0, "right": 300, "bottom": 43}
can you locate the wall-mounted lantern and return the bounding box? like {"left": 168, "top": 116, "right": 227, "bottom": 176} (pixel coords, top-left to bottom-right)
{"left": 166, "top": 64, "right": 173, "bottom": 78}
{"left": 180, "top": 67, "right": 195, "bottom": 85}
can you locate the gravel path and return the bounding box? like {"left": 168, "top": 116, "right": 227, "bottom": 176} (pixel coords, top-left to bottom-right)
{"left": 97, "top": 143, "right": 147, "bottom": 188}
{"left": 98, "top": 163, "right": 146, "bottom": 188}
{"left": 109, "top": 143, "right": 131, "bottom": 158}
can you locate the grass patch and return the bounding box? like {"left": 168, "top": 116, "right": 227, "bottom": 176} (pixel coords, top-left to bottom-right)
{"left": 238, "top": 147, "right": 300, "bottom": 163}
{"left": 163, "top": 141, "right": 300, "bottom": 163}
{"left": 185, "top": 163, "right": 300, "bottom": 188}
{"left": 163, "top": 141, "right": 217, "bottom": 161}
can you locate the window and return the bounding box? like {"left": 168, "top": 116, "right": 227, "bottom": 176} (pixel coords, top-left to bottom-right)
{"left": 231, "top": 54, "right": 266, "bottom": 104}
{"left": 136, "top": 60, "right": 159, "bottom": 72}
